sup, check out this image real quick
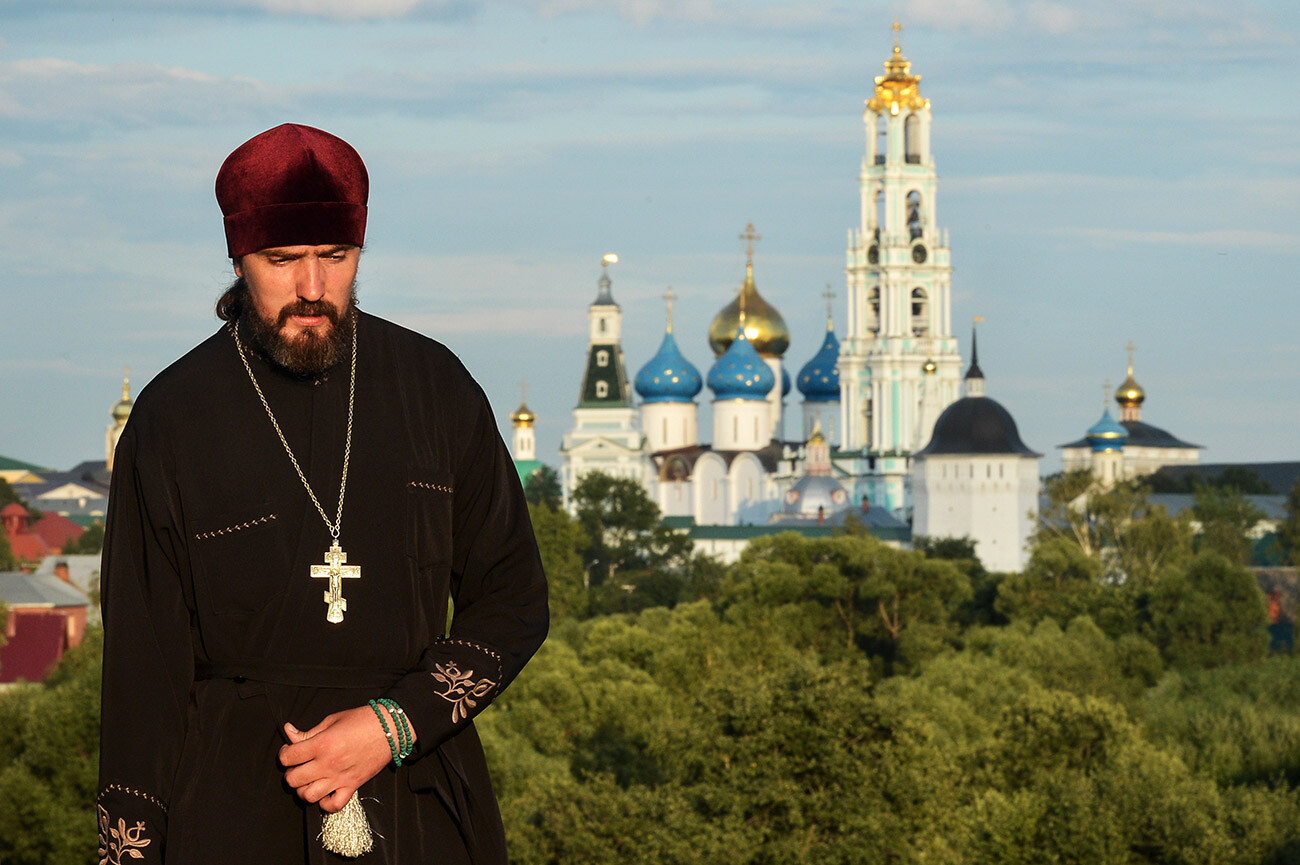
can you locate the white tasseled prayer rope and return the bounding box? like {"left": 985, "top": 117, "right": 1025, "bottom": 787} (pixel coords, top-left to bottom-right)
{"left": 319, "top": 793, "right": 374, "bottom": 858}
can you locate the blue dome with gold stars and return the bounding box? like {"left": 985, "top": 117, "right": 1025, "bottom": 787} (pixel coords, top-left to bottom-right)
{"left": 635, "top": 331, "right": 703, "bottom": 403}
{"left": 1086, "top": 409, "right": 1128, "bottom": 452}
{"left": 797, "top": 329, "right": 839, "bottom": 402}
{"left": 708, "top": 325, "right": 775, "bottom": 400}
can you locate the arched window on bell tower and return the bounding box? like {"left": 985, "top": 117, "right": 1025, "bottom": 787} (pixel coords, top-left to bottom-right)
{"left": 868, "top": 286, "right": 881, "bottom": 335}
{"left": 911, "top": 288, "right": 928, "bottom": 337}
{"left": 873, "top": 186, "right": 885, "bottom": 238}
{"left": 906, "top": 190, "right": 922, "bottom": 240}
{"left": 904, "top": 114, "right": 921, "bottom": 164}
{"left": 875, "top": 114, "right": 887, "bottom": 165}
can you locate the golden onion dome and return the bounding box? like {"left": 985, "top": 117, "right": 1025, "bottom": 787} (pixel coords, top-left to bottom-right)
{"left": 707, "top": 261, "right": 790, "bottom": 358}
{"left": 111, "top": 373, "right": 133, "bottom": 421}
{"left": 510, "top": 401, "right": 536, "bottom": 427}
{"left": 1115, "top": 368, "right": 1145, "bottom": 408}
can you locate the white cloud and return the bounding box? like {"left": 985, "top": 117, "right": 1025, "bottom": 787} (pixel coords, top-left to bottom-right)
{"left": 1024, "top": 0, "right": 1081, "bottom": 35}
{"left": 523, "top": 0, "right": 858, "bottom": 30}
{"left": 0, "top": 0, "right": 462, "bottom": 20}
{"left": 0, "top": 58, "right": 289, "bottom": 131}
{"left": 256, "top": 0, "right": 422, "bottom": 16}
{"left": 1062, "top": 227, "right": 1300, "bottom": 250}
{"left": 908, "top": 0, "right": 1015, "bottom": 34}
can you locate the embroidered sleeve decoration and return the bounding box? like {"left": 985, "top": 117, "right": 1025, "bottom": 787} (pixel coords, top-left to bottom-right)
{"left": 98, "top": 804, "right": 152, "bottom": 865}
{"left": 431, "top": 661, "right": 498, "bottom": 724}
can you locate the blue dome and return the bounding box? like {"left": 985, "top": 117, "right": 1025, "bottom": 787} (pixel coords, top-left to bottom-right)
{"left": 797, "top": 329, "right": 840, "bottom": 402}
{"left": 635, "top": 331, "right": 703, "bottom": 403}
{"left": 781, "top": 366, "right": 791, "bottom": 398}
{"left": 708, "top": 326, "right": 775, "bottom": 400}
{"left": 1086, "top": 409, "right": 1128, "bottom": 452}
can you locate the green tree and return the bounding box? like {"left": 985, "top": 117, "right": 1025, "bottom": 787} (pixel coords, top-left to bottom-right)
{"left": 62, "top": 522, "right": 105, "bottom": 556}
{"left": 0, "top": 627, "right": 102, "bottom": 865}
{"left": 527, "top": 502, "right": 589, "bottom": 621}
{"left": 996, "top": 536, "right": 1113, "bottom": 628}
{"left": 915, "top": 535, "right": 1005, "bottom": 628}
{"left": 0, "top": 531, "right": 16, "bottom": 571}
{"left": 731, "top": 532, "right": 972, "bottom": 671}
{"left": 1146, "top": 552, "right": 1269, "bottom": 670}
{"left": 1276, "top": 478, "right": 1300, "bottom": 566}
{"left": 1192, "top": 485, "right": 1266, "bottom": 566}
{"left": 0, "top": 477, "right": 23, "bottom": 509}
{"left": 1033, "top": 472, "right": 1193, "bottom": 585}
{"left": 571, "top": 472, "right": 692, "bottom": 587}
{"left": 523, "top": 465, "right": 563, "bottom": 511}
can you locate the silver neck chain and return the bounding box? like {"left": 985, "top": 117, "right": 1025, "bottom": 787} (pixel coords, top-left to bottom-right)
{"left": 228, "top": 314, "right": 357, "bottom": 541}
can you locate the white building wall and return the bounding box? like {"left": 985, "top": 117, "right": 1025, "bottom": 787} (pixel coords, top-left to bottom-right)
{"left": 712, "top": 400, "right": 770, "bottom": 452}
{"left": 641, "top": 401, "right": 698, "bottom": 453}
{"left": 913, "top": 454, "right": 1039, "bottom": 573}
{"left": 693, "top": 454, "right": 730, "bottom": 526}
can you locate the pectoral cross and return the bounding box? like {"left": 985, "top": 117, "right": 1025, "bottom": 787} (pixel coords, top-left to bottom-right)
{"left": 310, "top": 541, "right": 361, "bottom": 623}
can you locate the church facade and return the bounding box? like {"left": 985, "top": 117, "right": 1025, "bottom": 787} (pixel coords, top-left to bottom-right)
{"left": 558, "top": 32, "right": 964, "bottom": 533}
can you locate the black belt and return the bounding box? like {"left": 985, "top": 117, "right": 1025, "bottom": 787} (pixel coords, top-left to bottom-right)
{"left": 195, "top": 660, "right": 407, "bottom": 689}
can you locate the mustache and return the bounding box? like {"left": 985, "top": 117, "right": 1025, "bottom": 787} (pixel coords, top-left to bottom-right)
{"left": 277, "top": 298, "right": 342, "bottom": 327}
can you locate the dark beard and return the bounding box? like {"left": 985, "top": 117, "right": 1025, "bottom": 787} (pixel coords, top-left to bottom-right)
{"left": 243, "top": 286, "right": 358, "bottom": 376}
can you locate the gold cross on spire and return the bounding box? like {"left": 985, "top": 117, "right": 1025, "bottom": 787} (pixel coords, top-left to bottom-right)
{"left": 663, "top": 286, "right": 677, "bottom": 333}
{"left": 1125, "top": 340, "right": 1136, "bottom": 372}
{"left": 822, "top": 284, "right": 836, "bottom": 329}
{"left": 892, "top": 18, "right": 903, "bottom": 50}
{"left": 520, "top": 378, "right": 529, "bottom": 402}
{"left": 1102, "top": 379, "right": 1112, "bottom": 409}
{"left": 739, "top": 222, "right": 761, "bottom": 262}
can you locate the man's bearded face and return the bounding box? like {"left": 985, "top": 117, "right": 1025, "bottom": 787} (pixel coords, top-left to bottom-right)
{"left": 235, "top": 245, "right": 361, "bottom": 375}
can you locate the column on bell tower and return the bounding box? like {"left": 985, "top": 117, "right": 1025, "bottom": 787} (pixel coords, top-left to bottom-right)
{"left": 839, "top": 21, "right": 963, "bottom": 514}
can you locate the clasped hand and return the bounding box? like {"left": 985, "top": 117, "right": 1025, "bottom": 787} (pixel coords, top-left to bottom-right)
{"left": 278, "top": 704, "right": 415, "bottom": 813}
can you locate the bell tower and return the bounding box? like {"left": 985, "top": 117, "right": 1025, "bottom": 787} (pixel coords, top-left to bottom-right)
{"left": 838, "top": 22, "right": 963, "bottom": 514}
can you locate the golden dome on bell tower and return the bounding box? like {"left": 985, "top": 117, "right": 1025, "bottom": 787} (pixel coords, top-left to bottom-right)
{"left": 867, "top": 20, "right": 929, "bottom": 116}
{"left": 511, "top": 401, "right": 536, "bottom": 428}
{"left": 707, "top": 222, "right": 790, "bottom": 359}
{"left": 1115, "top": 341, "right": 1145, "bottom": 422}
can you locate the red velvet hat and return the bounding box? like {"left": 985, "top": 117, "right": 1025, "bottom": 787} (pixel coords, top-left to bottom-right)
{"left": 216, "top": 123, "right": 368, "bottom": 259}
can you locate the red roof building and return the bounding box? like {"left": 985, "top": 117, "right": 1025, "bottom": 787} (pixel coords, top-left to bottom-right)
{"left": 0, "top": 570, "right": 90, "bottom": 684}
{"left": 31, "top": 511, "right": 85, "bottom": 553}
{"left": 2, "top": 502, "right": 49, "bottom": 566}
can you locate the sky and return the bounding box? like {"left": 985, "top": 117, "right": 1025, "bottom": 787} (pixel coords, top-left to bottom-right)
{"left": 1, "top": 0, "right": 1297, "bottom": 475}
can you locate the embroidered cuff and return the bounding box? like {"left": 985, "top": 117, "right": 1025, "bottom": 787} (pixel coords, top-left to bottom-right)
{"left": 97, "top": 784, "right": 166, "bottom": 865}
{"left": 382, "top": 637, "right": 503, "bottom": 759}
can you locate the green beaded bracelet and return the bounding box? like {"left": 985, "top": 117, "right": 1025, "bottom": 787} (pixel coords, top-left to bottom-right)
{"left": 368, "top": 699, "right": 401, "bottom": 766}
{"left": 378, "top": 698, "right": 414, "bottom": 759}
{"left": 378, "top": 699, "right": 408, "bottom": 757}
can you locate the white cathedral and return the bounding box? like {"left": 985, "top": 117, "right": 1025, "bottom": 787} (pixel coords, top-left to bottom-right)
{"left": 553, "top": 28, "right": 1043, "bottom": 570}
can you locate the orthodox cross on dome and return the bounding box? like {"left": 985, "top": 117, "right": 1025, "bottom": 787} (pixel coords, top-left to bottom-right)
{"left": 822, "top": 284, "right": 836, "bottom": 330}
{"left": 739, "top": 222, "right": 761, "bottom": 263}
{"left": 892, "top": 17, "right": 902, "bottom": 49}
{"left": 520, "top": 379, "right": 529, "bottom": 402}
{"left": 1125, "top": 340, "right": 1136, "bottom": 371}
{"left": 663, "top": 286, "right": 677, "bottom": 332}
{"left": 1102, "top": 379, "right": 1112, "bottom": 409}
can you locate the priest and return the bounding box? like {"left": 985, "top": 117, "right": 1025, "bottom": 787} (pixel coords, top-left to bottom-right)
{"left": 97, "top": 123, "right": 549, "bottom": 864}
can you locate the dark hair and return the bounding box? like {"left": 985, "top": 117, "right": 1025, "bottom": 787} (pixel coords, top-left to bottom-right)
{"left": 216, "top": 275, "right": 248, "bottom": 322}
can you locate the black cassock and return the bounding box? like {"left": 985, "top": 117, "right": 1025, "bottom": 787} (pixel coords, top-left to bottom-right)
{"left": 98, "top": 311, "right": 548, "bottom": 864}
